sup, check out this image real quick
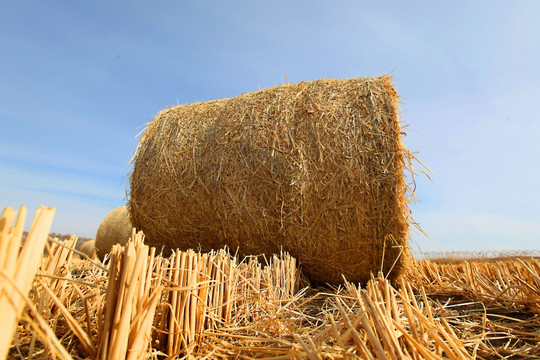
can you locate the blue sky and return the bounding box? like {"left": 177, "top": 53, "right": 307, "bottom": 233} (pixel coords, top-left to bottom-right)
{"left": 1, "top": 1, "right": 539, "bottom": 252}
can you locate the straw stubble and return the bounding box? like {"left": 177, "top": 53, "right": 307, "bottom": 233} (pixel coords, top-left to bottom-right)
{"left": 0, "top": 206, "right": 56, "bottom": 360}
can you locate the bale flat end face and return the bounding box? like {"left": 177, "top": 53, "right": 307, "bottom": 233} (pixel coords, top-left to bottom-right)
{"left": 129, "top": 76, "right": 413, "bottom": 285}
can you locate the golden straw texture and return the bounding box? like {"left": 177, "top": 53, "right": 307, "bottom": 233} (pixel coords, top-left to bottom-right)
{"left": 0, "top": 206, "right": 56, "bottom": 360}
{"left": 97, "top": 233, "right": 163, "bottom": 360}
{"left": 7, "top": 220, "right": 539, "bottom": 359}
{"left": 129, "top": 76, "right": 413, "bottom": 284}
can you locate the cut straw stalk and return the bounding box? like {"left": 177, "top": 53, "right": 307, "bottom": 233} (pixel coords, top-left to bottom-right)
{"left": 0, "top": 206, "right": 56, "bottom": 360}
{"left": 406, "top": 257, "right": 540, "bottom": 312}
{"left": 162, "top": 249, "right": 236, "bottom": 355}
{"left": 39, "top": 280, "right": 96, "bottom": 357}
{"left": 7, "top": 213, "right": 534, "bottom": 360}
{"left": 322, "top": 276, "right": 477, "bottom": 360}
{"left": 97, "top": 232, "right": 163, "bottom": 360}
{"left": 3, "top": 275, "right": 72, "bottom": 360}
{"left": 154, "top": 249, "right": 299, "bottom": 357}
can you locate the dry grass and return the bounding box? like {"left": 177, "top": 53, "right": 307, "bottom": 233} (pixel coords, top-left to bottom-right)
{"left": 404, "top": 258, "right": 540, "bottom": 359}
{"left": 415, "top": 251, "right": 540, "bottom": 265}
{"left": 2, "top": 206, "right": 539, "bottom": 359}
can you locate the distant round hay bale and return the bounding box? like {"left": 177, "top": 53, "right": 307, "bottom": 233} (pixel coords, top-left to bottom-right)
{"left": 79, "top": 239, "right": 96, "bottom": 259}
{"left": 129, "top": 76, "right": 414, "bottom": 284}
{"left": 95, "top": 206, "right": 132, "bottom": 260}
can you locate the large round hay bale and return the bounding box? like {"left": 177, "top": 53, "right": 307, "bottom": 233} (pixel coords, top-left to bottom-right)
{"left": 129, "top": 76, "right": 413, "bottom": 284}
{"left": 79, "top": 239, "right": 96, "bottom": 259}
{"left": 95, "top": 206, "right": 132, "bottom": 260}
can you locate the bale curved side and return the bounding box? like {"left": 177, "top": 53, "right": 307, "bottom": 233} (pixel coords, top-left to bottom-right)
{"left": 79, "top": 239, "right": 96, "bottom": 259}
{"left": 95, "top": 206, "right": 132, "bottom": 260}
{"left": 129, "top": 76, "right": 413, "bottom": 284}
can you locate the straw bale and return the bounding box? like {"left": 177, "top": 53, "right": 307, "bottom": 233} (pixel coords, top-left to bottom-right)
{"left": 79, "top": 239, "right": 96, "bottom": 259}
{"left": 95, "top": 206, "right": 132, "bottom": 260}
{"left": 129, "top": 76, "right": 413, "bottom": 284}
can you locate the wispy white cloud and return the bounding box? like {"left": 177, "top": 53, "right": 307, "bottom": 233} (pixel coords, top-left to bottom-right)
{"left": 0, "top": 160, "right": 127, "bottom": 237}
{"left": 411, "top": 212, "right": 540, "bottom": 252}
{"left": 0, "top": 187, "right": 116, "bottom": 238}
{"left": 0, "top": 160, "right": 127, "bottom": 198}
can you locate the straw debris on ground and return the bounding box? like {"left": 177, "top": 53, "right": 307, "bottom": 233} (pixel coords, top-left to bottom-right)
{"left": 2, "top": 206, "right": 539, "bottom": 359}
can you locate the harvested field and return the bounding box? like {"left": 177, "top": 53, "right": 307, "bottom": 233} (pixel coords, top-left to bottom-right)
{"left": 415, "top": 250, "right": 540, "bottom": 265}
{"left": 2, "top": 206, "right": 539, "bottom": 359}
